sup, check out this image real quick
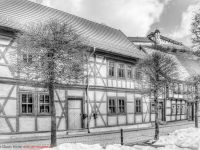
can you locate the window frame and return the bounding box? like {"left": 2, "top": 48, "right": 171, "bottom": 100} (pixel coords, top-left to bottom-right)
{"left": 118, "top": 63, "right": 125, "bottom": 79}
{"left": 20, "top": 92, "right": 34, "bottom": 115}
{"left": 108, "top": 61, "right": 116, "bottom": 78}
{"left": 127, "top": 65, "right": 132, "bottom": 79}
{"left": 118, "top": 98, "right": 126, "bottom": 114}
{"left": 135, "top": 98, "right": 142, "bottom": 114}
{"left": 108, "top": 97, "right": 116, "bottom": 115}
{"left": 38, "top": 93, "right": 51, "bottom": 115}
{"left": 22, "top": 52, "right": 33, "bottom": 64}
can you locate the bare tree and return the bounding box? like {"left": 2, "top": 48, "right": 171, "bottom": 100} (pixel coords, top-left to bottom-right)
{"left": 136, "top": 52, "right": 178, "bottom": 141}
{"left": 10, "top": 19, "right": 89, "bottom": 147}
{"left": 191, "top": 9, "right": 200, "bottom": 51}
{"left": 187, "top": 75, "right": 200, "bottom": 128}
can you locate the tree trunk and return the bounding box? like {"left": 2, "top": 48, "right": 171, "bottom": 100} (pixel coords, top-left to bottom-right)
{"left": 195, "top": 84, "right": 198, "bottom": 128}
{"left": 154, "top": 84, "right": 159, "bottom": 140}
{"left": 48, "top": 51, "right": 57, "bottom": 147}
{"left": 49, "top": 82, "right": 57, "bottom": 147}
{"left": 195, "top": 101, "right": 198, "bottom": 128}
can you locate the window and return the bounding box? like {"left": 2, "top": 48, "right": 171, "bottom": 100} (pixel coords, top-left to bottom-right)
{"left": 177, "top": 105, "right": 181, "bottom": 114}
{"left": 135, "top": 99, "right": 142, "bottom": 113}
{"left": 127, "top": 65, "right": 132, "bottom": 79}
{"left": 23, "top": 53, "right": 32, "bottom": 63}
{"left": 172, "top": 104, "right": 176, "bottom": 114}
{"left": 181, "top": 105, "right": 185, "bottom": 114}
{"left": 109, "top": 61, "right": 115, "bottom": 77}
{"left": 39, "top": 94, "right": 50, "bottom": 114}
{"left": 21, "top": 93, "right": 34, "bottom": 114}
{"left": 118, "top": 99, "right": 125, "bottom": 113}
{"left": 118, "top": 64, "right": 125, "bottom": 78}
{"left": 151, "top": 102, "right": 155, "bottom": 113}
{"left": 108, "top": 98, "right": 116, "bottom": 114}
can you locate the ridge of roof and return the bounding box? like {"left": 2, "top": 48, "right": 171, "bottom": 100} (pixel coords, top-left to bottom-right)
{"left": 0, "top": 0, "right": 145, "bottom": 59}
{"left": 160, "top": 35, "right": 183, "bottom": 46}
{"left": 128, "top": 37, "right": 155, "bottom": 43}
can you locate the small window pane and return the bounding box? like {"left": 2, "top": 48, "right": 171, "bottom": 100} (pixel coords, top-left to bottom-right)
{"left": 40, "top": 105, "right": 44, "bottom": 113}
{"left": 28, "top": 94, "right": 32, "bottom": 103}
{"left": 45, "top": 95, "right": 49, "bottom": 103}
{"left": 22, "top": 104, "right": 27, "bottom": 113}
{"left": 28, "top": 104, "right": 32, "bottom": 113}
{"left": 22, "top": 94, "right": 27, "bottom": 103}
{"left": 45, "top": 105, "right": 50, "bottom": 113}
{"left": 40, "top": 95, "right": 44, "bottom": 103}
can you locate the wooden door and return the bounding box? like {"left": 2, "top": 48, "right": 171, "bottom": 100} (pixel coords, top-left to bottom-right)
{"left": 188, "top": 102, "right": 194, "bottom": 121}
{"left": 68, "top": 100, "right": 82, "bottom": 129}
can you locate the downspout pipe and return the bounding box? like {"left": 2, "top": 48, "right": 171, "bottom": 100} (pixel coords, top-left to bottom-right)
{"left": 86, "top": 47, "right": 96, "bottom": 133}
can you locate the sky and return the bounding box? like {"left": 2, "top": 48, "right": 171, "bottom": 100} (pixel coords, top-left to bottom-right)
{"left": 30, "top": 0, "right": 200, "bottom": 46}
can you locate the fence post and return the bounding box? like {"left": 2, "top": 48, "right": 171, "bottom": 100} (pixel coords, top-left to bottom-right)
{"left": 121, "top": 129, "right": 123, "bottom": 145}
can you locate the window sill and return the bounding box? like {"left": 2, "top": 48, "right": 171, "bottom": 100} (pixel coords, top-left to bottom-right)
{"left": 135, "top": 112, "right": 142, "bottom": 115}
{"left": 37, "top": 113, "right": 51, "bottom": 116}
{"left": 19, "top": 114, "right": 35, "bottom": 116}
{"left": 108, "top": 76, "right": 116, "bottom": 79}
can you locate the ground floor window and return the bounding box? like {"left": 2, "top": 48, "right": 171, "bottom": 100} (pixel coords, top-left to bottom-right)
{"left": 108, "top": 98, "right": 116, "bottom": 114}
{"left": 21, "top": 93, "right": 34, "bottom": 114}
{"left": 118, "top": 99, "right": 125, "bottom": 114}
{"left": 39, "top": 94, "right": 50, "bottom": 114}
{"left": 135, "top": 98, "right": 142, "bottom": 113}
{"left": 108, "top": 98, "right": 126, "bottom": 114}
{"left": 20, "top": 92, "right": 50, "bottom": 115}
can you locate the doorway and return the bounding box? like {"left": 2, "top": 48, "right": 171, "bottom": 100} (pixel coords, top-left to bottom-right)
{"left": 68, "top": 99, "right": 82, "bottom": 129}
{"left": 187, "top": 102, "right": 194, "bottom": 121}
{"left": 158, "top": 102, "right": 164, "bottom": 121}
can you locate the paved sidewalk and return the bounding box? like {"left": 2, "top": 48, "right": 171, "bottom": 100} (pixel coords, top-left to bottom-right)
{"left": 0, "top": 120, "right": 198, "bottom": 150}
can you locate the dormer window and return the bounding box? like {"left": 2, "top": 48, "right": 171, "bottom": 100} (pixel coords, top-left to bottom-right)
{"left": 23, "top": 53, "right": 32, "bottom": 63}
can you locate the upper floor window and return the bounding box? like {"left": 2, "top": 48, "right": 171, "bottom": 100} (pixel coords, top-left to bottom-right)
{"left": 135, "top": 99, "right": 142, "bottom": 113}
{"left": 109, "top": 61, "right": 115, "bottom": 77}
{"left": 127, "top": 65, "right": 132, "bottom": 79}
{"left": 118, "top": 99, "right": 125, "bottom": 114}
{"left": 108, "top": 98, "right": 116, "bottom": 114}
{"left": 23, "top": 53, "right": 32, "bottom": 64}
{"left": 118, "top": 63, "right": 125, "bottom": 78}
{"left": 39, "top": 94, "right": 50, "bottom": 114}
{"left": 21, "top": 93, "right": 34, "bottom": 114}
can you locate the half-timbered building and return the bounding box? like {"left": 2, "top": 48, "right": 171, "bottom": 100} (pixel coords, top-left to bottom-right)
{"left": 129, "top": 30, "right": 200, "bottom": 123}
{"left": 0, "top": 0, "right": 199, "bottom": 139}
{"left": 0, "top": 0, "right": 155, "bottom": 137}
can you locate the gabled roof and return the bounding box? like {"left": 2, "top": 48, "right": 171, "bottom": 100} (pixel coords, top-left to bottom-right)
{"left": 175, "top": 53, "right": 200, "bottom": 76}
{"left": 0, "top": 0, "right": 145, "bottom": 59}
{"left": 128, "top": 37, "right": 155, "bottom": 43}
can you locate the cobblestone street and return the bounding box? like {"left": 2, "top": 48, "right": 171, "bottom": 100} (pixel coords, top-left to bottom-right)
{"left": 0, "top": 121, "right": 198, "bottom": 150}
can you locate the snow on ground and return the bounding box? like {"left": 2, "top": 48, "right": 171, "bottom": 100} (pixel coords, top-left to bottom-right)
{"left": 42, "top": 127, "right": 200, "bottom": 150}
{"left": 154, "top": 127, "right": 200, "bottom": 148}
{"left": 42, "top": 143, "right": 192, "bottom": 150}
